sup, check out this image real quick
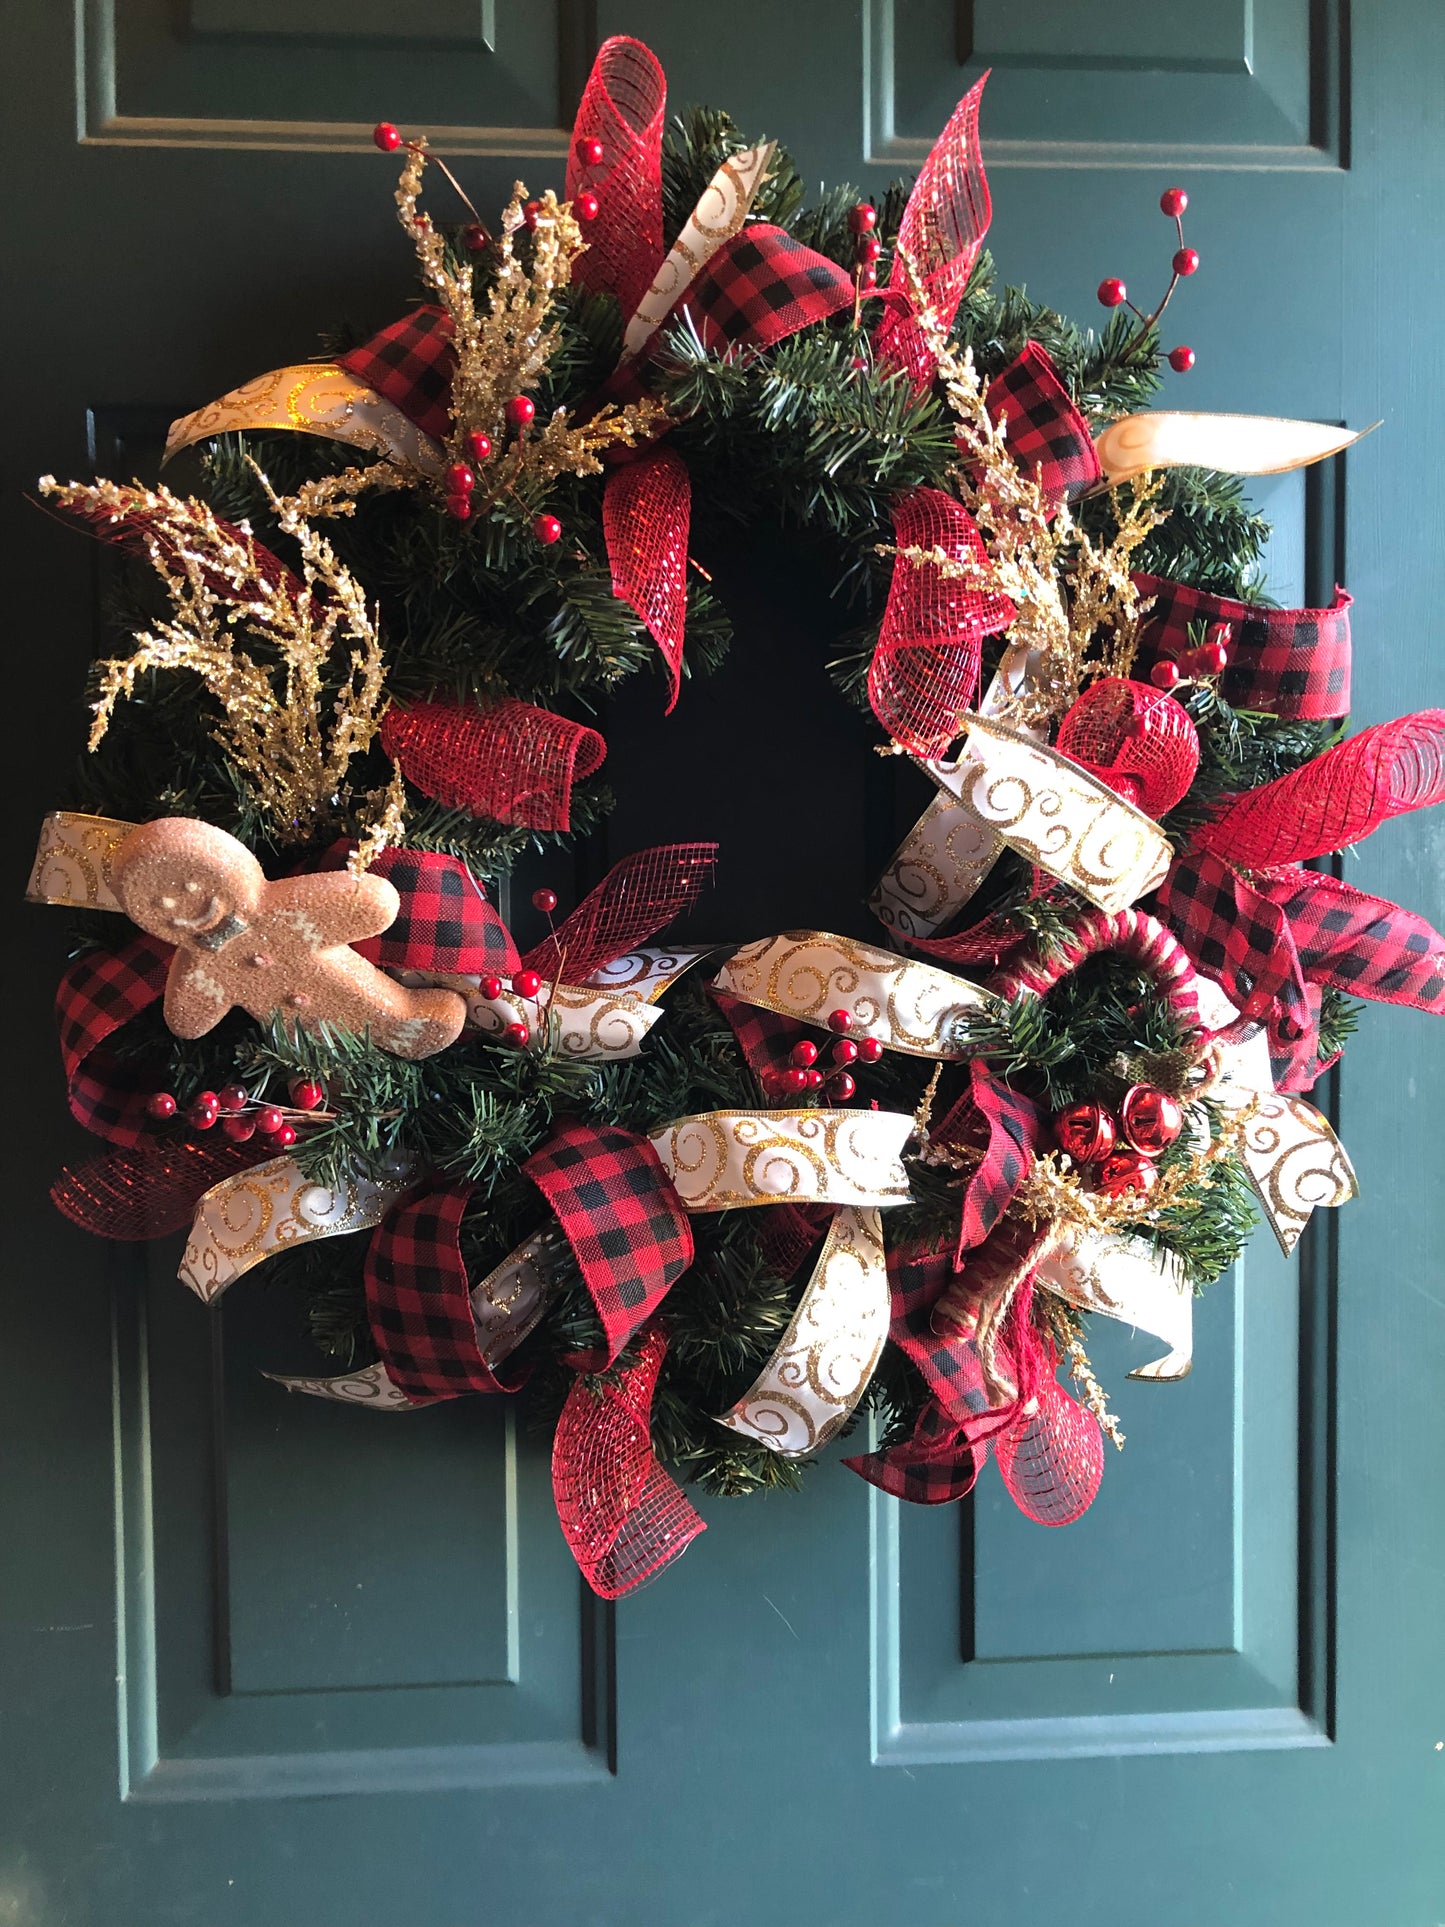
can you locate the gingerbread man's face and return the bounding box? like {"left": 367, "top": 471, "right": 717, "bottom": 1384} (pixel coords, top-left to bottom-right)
{"left": 112, "top": 818, "right": 266, "bottom": 946}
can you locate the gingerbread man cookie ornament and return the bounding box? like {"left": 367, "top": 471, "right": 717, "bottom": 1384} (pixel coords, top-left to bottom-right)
{"left": 111, "top": 818, "right": 467, "bottom": 1060}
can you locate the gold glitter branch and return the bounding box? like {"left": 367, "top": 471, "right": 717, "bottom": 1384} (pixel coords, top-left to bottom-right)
{"left": 40, "top": 470, "right": 397, "bottom": 851}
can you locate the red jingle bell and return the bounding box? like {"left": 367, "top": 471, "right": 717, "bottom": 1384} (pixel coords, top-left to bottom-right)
{"left": 1055, "top": 677, "right": 1201, "bottom": 819}
{"left": 1119, "top": 1084, "right": 1184, "bottom": 1157}
{"left": 1096, "top": 1148, "right": 1158, "bottom": 1198}
{"left": 1052, "top": 1100, "right": 1117, "bottom": 1165}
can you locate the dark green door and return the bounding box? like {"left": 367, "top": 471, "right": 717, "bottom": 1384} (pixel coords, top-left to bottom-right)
{"left": 4, "top": 4, "right": 1442, "bottom": 1922}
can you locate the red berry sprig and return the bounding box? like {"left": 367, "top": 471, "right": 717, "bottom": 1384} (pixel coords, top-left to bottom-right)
{"left": 848, "top": 204, "right": 883, "bottom": 309}
{"left": 1096, "top": 185, "right": 1200, "bottom": 373}
{"left": 1153, "top": 619, "right": 1233, "bottom": 693}
{"left": 147, "top": 1076, "right": 328, "bottom": 1142}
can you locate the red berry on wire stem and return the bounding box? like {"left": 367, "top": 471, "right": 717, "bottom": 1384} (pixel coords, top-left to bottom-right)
{"left": 465, "top": 430, "right": 492, "bottom": 464}
{"left": 189, "top": 1093, "right": 220, "bottom": 1129}
{"left": 462, "top": 224, "right": 488, "bottom": 254}
{"left": 856, "top": 1036, "right": 885, "bottom": 1064}
{"left": 1196, "top": 638, "right": 1230, "bottom": 676}
{"left": 445, "top": 463, "right": 474, "bottom": 494}
{"left": 218, "top": 1084, "right": 248, "bottom": 1113}
{"left": 503, "top": 1022, "right": 531, "bottom": 1048}
{"left": 1168, "top": 344, "right": 1196, "bottom": 373}
{"left": 830, "top": 1038, "right": 859, "bottom": 1067}
{"left": 805, "top": 1068, "right": 825, "bottom": 1090}
{"left": 576, "top": 135, "right": 604, "bottom": 167}
{"left": 533, "top": 513, "right": 562, "bottom": 545}
{"left": 1149, "top": 659, "right": 1182, "bottom": 691}
{"left": 1173, "top": 246, "right": 1200, "bottom": 276}
{"left": 531, "top": 888, "right": 558, "bottom": 913}
{"left": 574, "top": 189, "right": 600, "bottom": 222}
{"left": 478, "top": 974, "right": 504, "bottom": 1001}
{"left": 857, "top": 234, "right": 882, "bottom": 264}
{"left": 222, "top": 1114, "right": 256, "bottom": 1143}
{"left": 505, "top": 395, "right": 536, "bottom": 428}
{"left": 1097, "top": 277, "right": 1127, "bottom": 308}
{"left": 372, "top": 122, "right": 402, "bottom": 152}
{"left": 857, "top": 263, "right": 878, "bottom": 291}
{"left": 290, "top": 1079, "right": 324, "bottom": 1111}
{"left": 790, "top": 1040, "right": 819, "bottom": 1068}
{"left": 827, "top": 1009, "right": 853, "bottom": 1034}
{"left": 522, "top": 200, "right": 542, "bottom": 230}
{"left": 446, "top": 494, "right": 472, "bottom": 521}
{"left": 145, "top": 1091, "right": 178, "bottom": 1123}
{"left": 255, "top": 1105, "right": 285, "bottom": 1136}
{"left": 781, "top": 1068, "right": 808, "bottom": 1095}
{"left": 848, "top": 203, "right": 877, "bottom": 233}
{"left": 275, "top": 1123, "right": 298, "bottom": 1149}
{"left": 513, "top": 970, "right": 543, "bottom": 999}
{"left": 1160, "top": 186, "right": 1188, "bottom": 219}
{"left": 829, "top": 1072, "right": 857, "bottom": 1102}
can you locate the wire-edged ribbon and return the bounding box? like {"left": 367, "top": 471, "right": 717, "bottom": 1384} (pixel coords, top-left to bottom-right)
{"left": 379, "top": 696, "right": 608, "bottom": 833}
{"left": 1133, "top": 576, "right": 1353, "bottom": 721}
{"left": 985, "top": 343, "right": 1102, "bottom": 507}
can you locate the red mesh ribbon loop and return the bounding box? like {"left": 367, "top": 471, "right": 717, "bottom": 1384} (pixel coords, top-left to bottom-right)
{"left": 56, "top": 936, "right": 173, "bottom": 1148}
{"left": 519, "top": 841, "right": 717, "bottom": 983}
{"left": 985, "top": 343, "right": 1103, "bottom": 507}
{"left": 932, "top": 1064, "right": 1045, "bottom": 1257}
{"left": 994, "top": 1374, "right": 1105, "bottom": 1527}
{"left": 870, "top": 489, "right": 1013, "bottom": 754}
{"left": 567, "top": 36, "right": 666, "bottom": 323}
{"left": 873, "top": 73, "right": 992, "bottom": 388}
{"left": 52, "top": 1136, "right": 270, "bottom": 1240}
{"left": 523, "top": 1121, "right": 694, "bottom": 1362}
{"left": 1133, "top": 575, "right": 1353, "bottom": 721}
{"left": 338, "top": 305, "right": 457, "bottom": 442}
{"left": 552, "top": 1324, "right": 705, "bottom": 1598}
{"left": 989, "top": 907, "right": 1205, "bottom": 1046}
{"left": 603, "top": 448, "right": 691, "bottom": 710}
{"left": 1196, "top": 710, "right": 1445, "bottom": 869}
{"left": 364, "top": 1180, "right": 525, "bottom": 1399}
{"left": 1055, "top": 677, "right": 1201, "bottom": 819}
{"left": 380, "top": 696, "right": 606, "bottom": 833}
{"left": 686, "top": 226, "right": 855, "bottom": 353}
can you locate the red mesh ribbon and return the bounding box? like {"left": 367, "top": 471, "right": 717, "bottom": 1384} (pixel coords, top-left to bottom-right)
{"left": 685, "top": 225, "right": 855, "bottom": 353}
{"left": 337, "top": 305, "right": 457, "bottom": 442}
{"left": 869, "top": 489, "right": 1014, "bottom": 754}
{"left": 55, "top": 936, "right": 173, "bottom": 1148}
{"left": 320, "top": 846, "right": 520, "bottom": 977}
{"left": 1133, "top": 575, "right": 1353, "bottom": 721}
{"left": 523, "top": 1121, "right": 694, "bottom": 1363}
{"left": 932, "top": 1063, "right": 1045, "bottom": 1258}
{"left": 380, "top": 697, "right": 607, "bottom": 833}
{"left": 989, "top": 907, "right": 1205, "bottom": 1046}
{"left": 1195, "top": 710, "right": 1445, "bottom": 869}
{"left": 48, "top": 492, "right": 300, "bottom": 601}
{"left": 603, "top": 448, "right": 691, "bottom": 710}
{"left": 552, "top": 1323, "right": 705, "bottom": 1599}
{"left": 519, "top": 841, "right": 717, "bottom": 983}
{"left": 993, "top": 1375, "right": 1106, "bottom": 1526}
{"left": 1054, "top": 677, "right": 1201, "bottom": 818}
{"left": 51, "top": 1136, "right": 269, "bottom": 1240}
{"left": 873, "top": 73, "right": 992, "bottom": 388}
{"left": 567, "top": 37, "right": 666, "bottom": 323}
{"left": 985, "top": 343, "right": 1103, "bottom": 507}
{"left": 364, "top": 1180, "right": 525, "bottom": 1399}
{"left": 900, "top": 877, "right": 1069, "bottom": 968}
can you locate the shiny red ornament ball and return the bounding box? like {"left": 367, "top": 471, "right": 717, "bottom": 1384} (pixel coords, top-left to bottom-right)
{"left": 831, "top": 1038, "right": 859, "bottom": 1066}
{"left": 857, "top": 263, "right": 878, "bottom": 291}
{"left": 1168, "top": 344, "right": 1196, "bottom": 373}
{"left": 446, "top": 494, "right": 472, "bottom": 521}
{"left": 445, "top": 462, "right": 474, "bottom": 494}
{"left": 275, "top": 1123, "right": 298, "bottom": 1149}
{"left": 503, "top": 1021, "right": 531, "bottom": 1048}
{"left": 145, "top": 1091, "right": 178, "bottom": 1123}
{"left": 857, "top": 1036, "right": 885, "bottom": 1064}
{"left": 829, "top": 1071, "right": 857, "bottom": 1101}
{"left": 218, "top": 1084, "right": 248, "bottom": 1113}
{"left": 574, "top": 189, "right": 600, "bottom": 222}
{"left": 522, "top": 200, "right": 542, "bottom": 230}
{"left": 505, "top": 395, "right": 536, "bottom": 428}
{"left": 533, "top": 513, "right": 562, "bottom": 545}
{"left": 576, "top": 134, "right": 605, "bottom": 167}
{"left": 805, "top": 1068, "right": 825, "bottom": 1090}
{"left": 531, "top": 887, "right": 558, "bottom": 913}
{"left": 858, "top": 234, "right": 883, "bottom": 263}
{"left": 1052, "top": 1100, "right": 1117, "bottom": 1165}
{"left": 290, "top": 1079, "right": 324, "bottom": 1111}
{"left": 478, "top": 974, "right": 504, "bottom": 1001}
{"left": 1150, "top": 658, "right": 1182, "bottom": 691}
{"left": 1173, "top": 246, "right": 1200, "bottom": 277}
{"left": 1160, "top": 186, "right": 1188, "bottom": 219}
{"left": 513, "top": 969, "right": 543, "bottom": 999}
{"left": 789, "top": 1040, "right": 819, "bottom": 1068}
{"left": 1096, "top": 1148, "right": 1158, "bottom": 1198}
{"left": 189, "top": 1093, "right": 220, "bottom": 1129}
{"left": 827, "top": 1009, "right": 853, "bottom": 1034}
{"left": 222, "top": 1114, "right": 256, "bottom": 1142}
{"left": 1119, "top": 1085, "right": 1184, "bottom": 1157}
{"left": 465, "top": 430, "right": 492, "bottom": 464}
{"left": 372, "top": 122, "right": 402, "bottom": 152}
{"left": 780, "top": 1067, "right": 808, "bottom": 1095}
{"left": 255, "top": 1105, "right": 285, "bottom": 1136}
{"left": 848, "top": 203, "right": 877, "bottom": 233}
{"left": 1097, "top": 276, "right": 1127, "bottom": 308}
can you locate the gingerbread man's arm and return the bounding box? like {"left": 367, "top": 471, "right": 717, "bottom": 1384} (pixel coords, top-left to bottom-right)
{"left": 262, "top": 871, "right": 400, "bottom": 948}
{"left": 164, "top": 951, "right": 236, "bottom": 1037}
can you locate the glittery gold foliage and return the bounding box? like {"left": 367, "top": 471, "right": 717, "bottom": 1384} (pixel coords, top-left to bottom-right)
{"left": 39, "top": 470, "right": 396, "bottom": 850}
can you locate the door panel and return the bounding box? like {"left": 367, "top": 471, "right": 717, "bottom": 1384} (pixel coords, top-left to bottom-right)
{"left": 4, "top": 2, "right": 1442, "bottom": 1924}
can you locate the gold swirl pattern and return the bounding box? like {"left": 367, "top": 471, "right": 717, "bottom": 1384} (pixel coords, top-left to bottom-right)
{"left": 26, "top": 810, "right": 137, "bottom": 911}
{"left": 163, "top": 364, "right": 446, "bottom": 476}
{"left": 469, "top": 1230, "right": 554, "bottom": 1365}
{"left": 1036, "top": 1228, "right": 1194, "bottom": 1381}
{"left": 620, "top": 143, "right": 775, "bottom": 359}
{"left": 870, "top": 791, "right": 1003, "bottom": 937}
{"left": 649, "top": 1108, "right": 912, "bottom": 1211}
{"left": 717, "top": 1206, "right": 888, "bottom": 1455}
{"left": 400, "top": 971, "right": 664, "bottom": 1060}
{"left": 933, "top": 715, "right": 1172, "bottom": 914}
{"left": 177, "top": 1155, "right": 406, "bottom": 1303}
{"left": 582, "top": 946, "right": 713, "bottom": 1002}
{"left": 267, "top": 1361, "right": 421, "bottom": 1410}
{"left": 712, "top": 931, "right": 991, "bottom": 1059}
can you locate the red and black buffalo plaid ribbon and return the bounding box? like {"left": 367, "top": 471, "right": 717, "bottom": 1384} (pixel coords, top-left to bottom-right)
{"left": 56, "top": 935, "right": 173, "bottom": 1148}
{"left": 346, "top": 847, "right": 519, "bottom": 977}
{"left": 1133, "top": 575, "right": 1353, "bottom": 721}
{"left": 364, "top": 1179, "right": 523, "bottom": 1401}
{"left": 524, "top": 1120, "right": 694, "bottom": 1363}
{"left": 933, "top": 1063, "right": 1045, "bottom": 1257}
{"left": 686, "top": 224, "right": 854, "bottom": 354}
{"left": 985, "top": 343, "right": 1102, "bottom": 506}
{"left": 338, "top": 305, "right": 457, "bottom": 442}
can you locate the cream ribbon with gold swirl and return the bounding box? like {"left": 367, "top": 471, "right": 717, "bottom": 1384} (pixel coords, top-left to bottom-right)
{"left": 267, "top": 1361, "right": 423, "bottom": 1410}
{"left": 163, "top": 363, "right": 446, "bottom": 474}
{"left": 650, "top": 1106, "right": 913, "bottom": 1210}
{"left": 26, "top": 811, "right": 134, "bottom": 911}
{"left": 177, "top": 1155, "right": 407, "bottom": 1303}
{"left": 712, "top": 931, "right": 992, "bottom": 1059}
{"left": 620, "top": 144, "right": 775, "bottom": 360}
{"left": 1036, "top": 1226, "right": 1195, "bottom": 1381}
{"left": 1093, "top": 412, "right": 1369, "bottom": 487}
{"left": 717, "top": 1205, "right": 888, "bottom": 1455}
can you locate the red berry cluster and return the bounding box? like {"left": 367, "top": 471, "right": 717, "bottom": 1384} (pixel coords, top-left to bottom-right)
{"left": 1150, "top": 620, "right": 1233, "bottom": 692}
{"left": 571, "top": 130, "right": 604, "bottom": 225}
{"left": 1051, "top": 1085, "right": 1184, "bottom": 1198}
{"left": 147, "top": 1077, "right": 327, "bottom": 1148}
{"left": 848, "top": 203, "right": 882, "bottom": 294}
{"left": 767, "top": 1010, "right": 886, "bottom": 1105}
{"left": 1097, "top": 186, "right": 1198, "bottom": 375}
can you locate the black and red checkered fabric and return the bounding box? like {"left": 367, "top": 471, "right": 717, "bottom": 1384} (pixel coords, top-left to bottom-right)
{"left": 364, "top": 1179, "right": 522, "bottom": 1401}
{"left": 1157, "top": 847, "right": 1309, "bottom": 1034}
{"left": 352, "top": 848, "right": 519, "bottom": 976}
{"left": 934, "top": 1062, "right": 1045, "bottom": 1256}
{"left": 985, "top": 343, "right": 1102, "bottom": 506}
{"left": 338, "top": 305, "right": 457, "bottom": 443}
{"left": 709, "top": 986, "right": 808, "bottom": 1093}
{"left": 524, "top": 1121, "right": 694, "bottom": 1363}
{"left": 55, "top": 935, "right": 172, "bottom": 1148}
{"left": 1133, "top": 575, "right": 1353, "bottom": 721}
{"left": 687, "top": 224, "right": 854, "bottom": 355}
{"left": 844, "top": 1396, "right": 983, "bottom": 1505}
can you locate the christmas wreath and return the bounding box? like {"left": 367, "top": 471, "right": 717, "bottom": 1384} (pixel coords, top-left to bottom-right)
{"left": 29, "top": 38, "right": 1445, "bottom": 1599}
